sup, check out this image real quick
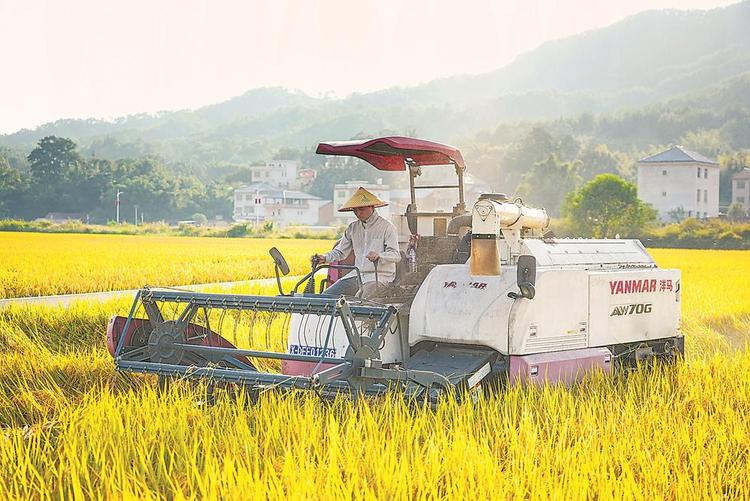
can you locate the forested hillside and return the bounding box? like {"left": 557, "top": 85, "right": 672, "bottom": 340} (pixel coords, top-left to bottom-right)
{"left": 464, "top": 73, "right": 750, "bottom": 212}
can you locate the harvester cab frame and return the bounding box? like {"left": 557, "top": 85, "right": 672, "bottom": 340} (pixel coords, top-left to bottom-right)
{"left": 316, "top": 136, "right": 468, "bottom": 236}
{"left": 108, "top": 136, "right": 684, "bottom": 404}
{"left": 317, "top": 137, "right": 481, "bottom": 300}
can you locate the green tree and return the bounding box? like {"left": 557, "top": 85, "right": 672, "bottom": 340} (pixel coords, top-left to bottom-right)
{"left": 576, "top": 143, "right": 625, "bottom": 181}
{"left": 0, "top": 159, "right": 27, "bottom": 217}
{"left": 500, "top": 127, "right": 560, "bottom": 190}
{"left": 200, "top": 181, "right": 233, "bottom": 219}
{"left": 563, "top": 174, "right": 657, "bottom": 238}
{"left": 0, "top": 146, "right": 29, "bottom": 171}
{"left": 191, "top": 213, "right": 208, "bottom": 226}
{"left": 272, "top": 147, "right": 301, "bottom": 160}
{"left": 306, "top": 157, "right": 376, "bottom": 199}
{"left": 25, "top": 136, "right": 111, "bottom": 216}
{"left": 516, "top": 155, "right": 580, "bottom": 216}
{"left": 99, "top": 157, "right": 174, "bottom": 222}
{"left": 28, "top": 136, "right": 81, "bottom": 182}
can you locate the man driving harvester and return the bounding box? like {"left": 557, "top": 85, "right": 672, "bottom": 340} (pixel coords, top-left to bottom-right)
{"left": 313, "top": 187, "right": 401, "bottom": 298}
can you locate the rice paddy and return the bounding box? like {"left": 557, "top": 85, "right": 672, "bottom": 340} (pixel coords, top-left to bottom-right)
{"left": 0, "top": 232, "right": 331, "bottom": 298}
{"left": 0, "top": 235, "right": 748, "bottom": 499}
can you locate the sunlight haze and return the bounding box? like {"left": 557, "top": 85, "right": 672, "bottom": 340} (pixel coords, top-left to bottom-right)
{"left": 0, "top": 0, "right": 738, "bottom": 133}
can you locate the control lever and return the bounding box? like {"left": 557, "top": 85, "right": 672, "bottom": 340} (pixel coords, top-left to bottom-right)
{"left": 304, "top": 255, "right": 321, "bottom": 294}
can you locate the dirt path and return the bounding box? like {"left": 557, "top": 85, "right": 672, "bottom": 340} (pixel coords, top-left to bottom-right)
{"left": 0, "top": 276, "right": 296, "bottom": 308}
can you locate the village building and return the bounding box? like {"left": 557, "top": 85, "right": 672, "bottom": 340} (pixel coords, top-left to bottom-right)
{"left": 317, "top": 200, "right": 336, "bottom": 226}
{"left": 332, "top": 180, "right": 391, "bottom": 224}
{"left": 731, "top": 168, "right": 750, "bottom": 210}
{"left": 637, "top": 146, "right": 719, "bottom": 221}
{"left": 246, "top": 160, "right": 300, "bottom": 189}
{"left": 233, "top": 183, "right": 322, "bottom": 227}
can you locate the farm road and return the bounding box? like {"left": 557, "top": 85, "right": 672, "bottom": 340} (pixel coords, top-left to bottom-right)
{"left": 0, "top": 276, "right": 297, "bottom": 308}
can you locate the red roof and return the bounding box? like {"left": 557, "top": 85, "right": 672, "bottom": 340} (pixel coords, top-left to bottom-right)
{"left": 316, "top": 136, "right": 466, "bottom": 171}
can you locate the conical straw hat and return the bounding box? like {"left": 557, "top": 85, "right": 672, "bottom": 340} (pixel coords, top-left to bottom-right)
{"left": 338, "top": 187, "right": 388, "bottom": 212}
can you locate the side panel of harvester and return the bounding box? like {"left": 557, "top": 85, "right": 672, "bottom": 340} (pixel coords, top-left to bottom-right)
{"left": 507, "top": 267, "right": 681, "bottom": 355}
{"left": 507, "top": 269, "right": 590, "bottom": 355}
{"left": 588, "top": 269, "right": 681, "bottom": 347}
{"left": 408, "top": 264, "right": 515, "bottom": 354}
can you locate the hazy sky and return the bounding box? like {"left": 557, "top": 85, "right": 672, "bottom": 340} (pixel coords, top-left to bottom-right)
{"left": 0, "top": 0, "right": 738, "bottom": 133}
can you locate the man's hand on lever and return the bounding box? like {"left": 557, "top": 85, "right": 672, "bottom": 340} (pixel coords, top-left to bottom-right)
{"left": 368, "top": 251, "right": 381, "bottom": 284}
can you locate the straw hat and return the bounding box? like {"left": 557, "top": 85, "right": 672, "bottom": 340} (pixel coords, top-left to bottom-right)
{"left": 338, "top": 187, "right": 388, "bottom": 212}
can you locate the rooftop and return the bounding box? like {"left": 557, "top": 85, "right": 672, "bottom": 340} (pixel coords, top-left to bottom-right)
{"left": 334, "top": 180, "right": 389, "bottom": 189}
{"left": 235, "top": 183, "right": 320, "bottom": 200}
{"left": 639, "top": 146, "right": 718, "bottom": 165}
{"left": 733, "top": 168, "right": 750, "bottom": 180}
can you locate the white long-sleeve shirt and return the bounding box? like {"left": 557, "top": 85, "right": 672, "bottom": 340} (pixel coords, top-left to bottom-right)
{"left": 324, "top": 210, "right": 401, "bottom": 284}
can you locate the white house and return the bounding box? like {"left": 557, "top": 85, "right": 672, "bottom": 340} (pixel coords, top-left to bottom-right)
{"left": 332, "top": 180, "right": 391, "bottom": 224}
{"left": 233, "top": 183, "right": 322, "bottom": 227}
{"left": 731, "top": 168, "right": 750, "bottom": 209}
{"left": 637, "top": 146, "right": 720, "bottom": 221}
{"left": 247, "top": 160, "right": 300, "bottom": 189}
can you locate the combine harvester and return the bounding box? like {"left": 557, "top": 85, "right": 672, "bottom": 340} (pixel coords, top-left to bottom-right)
{"left": 107, "top": 137, "right": 683, "bottom": 401}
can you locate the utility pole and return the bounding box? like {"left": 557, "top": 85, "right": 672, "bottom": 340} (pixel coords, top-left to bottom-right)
{"left": 255, "top": 188, "right": 261, "bottom": 226}
{"left": 116, "top": 190, "right": 124, "bottom": 224}
{"left": 134, "top": 205, "right": 139, "bottom": 226}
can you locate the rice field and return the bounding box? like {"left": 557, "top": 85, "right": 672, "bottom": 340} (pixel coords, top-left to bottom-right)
{"left": 0, "top": 232, "right": 332, "bottom": 298}
{"left": 0, "top": 239, "right": 749, "bottom": 499}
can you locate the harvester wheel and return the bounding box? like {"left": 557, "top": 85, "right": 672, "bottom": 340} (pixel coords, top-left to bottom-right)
{"left": 148, "top": 321, "right": 185, "bottom": 365}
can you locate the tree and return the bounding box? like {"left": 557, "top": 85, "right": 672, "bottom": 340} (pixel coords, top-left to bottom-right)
{"left": 306, "top": 157, "right": 377, "bottom": 199}
{"left": 563, "top": 174, "right": 657, "bottom": 238}
{"left": 99, "top": 157, "right": 175, "bottom": 222}
{"left": 500, "top": 127, "right": 561, "bottom": 190}
{"left": 0, "top": 159, "right": 27, "bottom": 218}
{"left": 26, "top": 136, "right": 92, "bottom": 215}
{"left": 0, "top": 146, "right": 29, "bottom": 171}
{"left": 28, "top": 136, "right": 81, "bottom": 181}
{"left": 191, "top": 213, "right": 208, "bottom": 226}
{"left": 272, "top": 147, "right": 301, "bottom": 160}
{"left": 576, "top": 143, "right": 625, "bottom": 181}
{"left": 201, "top": 181, "right": 234, "bottom": 219}
{"left": 516, "top": 155, "right": 580, "bottom": 216}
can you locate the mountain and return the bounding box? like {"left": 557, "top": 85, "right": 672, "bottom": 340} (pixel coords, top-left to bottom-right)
{"left": 409, "top": 2, "right": 750, "bottom": 105}
{"left": 3, "top": 1, "right": 750, "bottom": 164}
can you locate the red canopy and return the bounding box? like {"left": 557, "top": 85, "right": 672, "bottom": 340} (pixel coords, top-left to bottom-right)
{"left": 315, "top": 136, "right": 465, "bottom": 172}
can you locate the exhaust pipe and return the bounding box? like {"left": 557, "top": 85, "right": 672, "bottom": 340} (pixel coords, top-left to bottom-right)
{"left": 470, "top": 236, "right": 501, "bottom": 276}
{"left": 469, "top": 198, "right": 549, "bottom": 276}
